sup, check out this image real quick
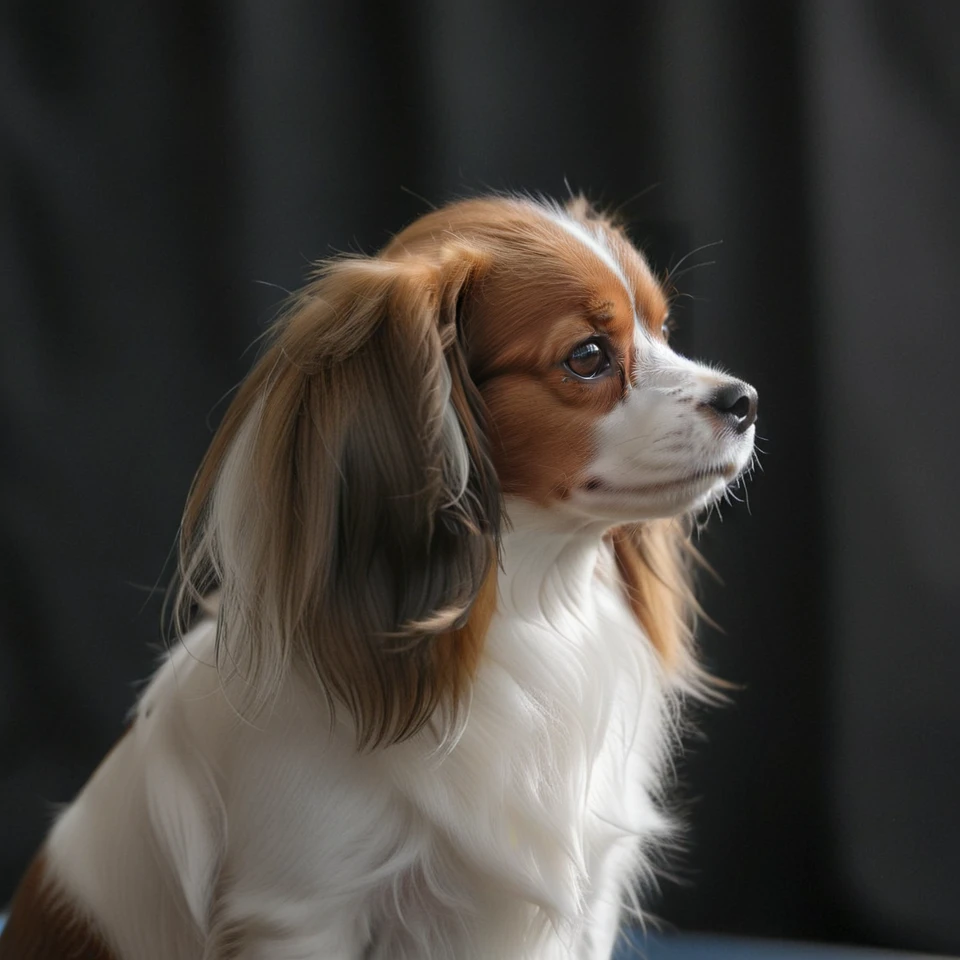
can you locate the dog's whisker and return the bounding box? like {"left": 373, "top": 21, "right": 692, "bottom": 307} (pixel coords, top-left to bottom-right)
{"left": 663, "top": 239, "right": 724, "bottom": 286}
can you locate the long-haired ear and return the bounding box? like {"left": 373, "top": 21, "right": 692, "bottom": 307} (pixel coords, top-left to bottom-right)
{"left": 176, "top": 247, "right": 501, "bottom": 746}
{"left": 611, "top": 520, "right": 717, "bottom": 696}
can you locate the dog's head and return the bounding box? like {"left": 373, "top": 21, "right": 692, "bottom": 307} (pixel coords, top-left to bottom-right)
{"left": 390, "top": 196, "right": 757, "bottom": 520}
{"left": 178, "top": 196, "right": 757, "bottom": 744}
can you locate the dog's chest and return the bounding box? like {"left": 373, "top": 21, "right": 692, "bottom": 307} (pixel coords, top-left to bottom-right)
{"left": 392, "top": 536, "right": 672, "bottom": 921}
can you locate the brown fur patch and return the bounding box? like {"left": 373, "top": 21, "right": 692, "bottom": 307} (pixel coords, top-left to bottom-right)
{"left": 611, "top": 522, "right": 697, "bottom": 674}
{"left": 0, "top": 853, "right": 118, "bottom": 960}
{"left": 434, "top": 561, "right": 500, "bottom": 700}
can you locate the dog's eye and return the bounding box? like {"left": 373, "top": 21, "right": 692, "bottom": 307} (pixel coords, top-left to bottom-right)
{"left": 565, "top": 339, "right": 611, "bottom": 380}
{"left": 661, "top": 318, "right": 674, "bottom": 342}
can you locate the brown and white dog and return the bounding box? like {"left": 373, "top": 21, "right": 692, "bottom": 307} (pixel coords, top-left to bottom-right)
{"left": 0, "top": 195, "right": 757, "bottom": 959}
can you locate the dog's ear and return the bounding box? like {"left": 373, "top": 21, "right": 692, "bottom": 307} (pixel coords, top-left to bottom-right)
{"left": 177, "top": 248, "right": 501, "bottom": 746}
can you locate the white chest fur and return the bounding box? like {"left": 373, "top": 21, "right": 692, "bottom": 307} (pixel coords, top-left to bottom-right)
{"left": 46, "top": 506, "right": 678, "bottom": 960}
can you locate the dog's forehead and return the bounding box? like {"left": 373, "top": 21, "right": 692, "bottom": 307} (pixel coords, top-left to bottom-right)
{"left": 387, "top": 197, "right": 669, "bottom": 343}
{"left": 541, "top": 206, "right": 669, "bottom": 333}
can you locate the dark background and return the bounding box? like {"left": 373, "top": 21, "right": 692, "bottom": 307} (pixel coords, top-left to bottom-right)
{"left": 1, "top": 0, "right": 958, "bottom": 954}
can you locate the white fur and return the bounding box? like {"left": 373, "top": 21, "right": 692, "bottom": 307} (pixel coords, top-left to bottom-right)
{"left": 568, "top": 335, "right": 756, "bottom": 524}
{"left": 45, "top": 501, "right": 678, "bottom": 960}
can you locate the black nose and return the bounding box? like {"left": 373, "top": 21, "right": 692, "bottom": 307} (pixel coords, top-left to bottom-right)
{"left": 708, "top": 381, "right": 758, "bottom": 434}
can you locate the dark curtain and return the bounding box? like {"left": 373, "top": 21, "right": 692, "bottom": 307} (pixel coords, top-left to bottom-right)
{"left": 1, "top": 1, "right": 957, "bottom": 952}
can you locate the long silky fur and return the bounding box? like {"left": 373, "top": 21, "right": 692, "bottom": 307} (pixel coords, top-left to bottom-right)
{"left": 175, "top": 251, "right": 502, "bottom": 747}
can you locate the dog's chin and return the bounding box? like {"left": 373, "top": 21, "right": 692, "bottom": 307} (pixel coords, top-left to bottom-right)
{"left": 568, "top": 466, "right": 739, "bottom": 523}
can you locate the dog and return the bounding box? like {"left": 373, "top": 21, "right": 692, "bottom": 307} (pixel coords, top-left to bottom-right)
{"left": 0, "top": 194, "right": 757, "bottom": 959}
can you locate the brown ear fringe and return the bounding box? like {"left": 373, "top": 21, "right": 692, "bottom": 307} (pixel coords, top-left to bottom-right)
{"left": 611, "top": 520, "right": 731, "bottom": 697}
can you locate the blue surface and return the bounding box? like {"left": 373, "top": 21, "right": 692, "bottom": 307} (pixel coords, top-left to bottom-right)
{"left": 617, "top": 932, "right": 943, "bottom": 959}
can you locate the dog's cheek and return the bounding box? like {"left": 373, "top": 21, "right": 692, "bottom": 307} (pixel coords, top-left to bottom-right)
{"left": 481, "top": 375, "right": 598, "bottom": 502}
